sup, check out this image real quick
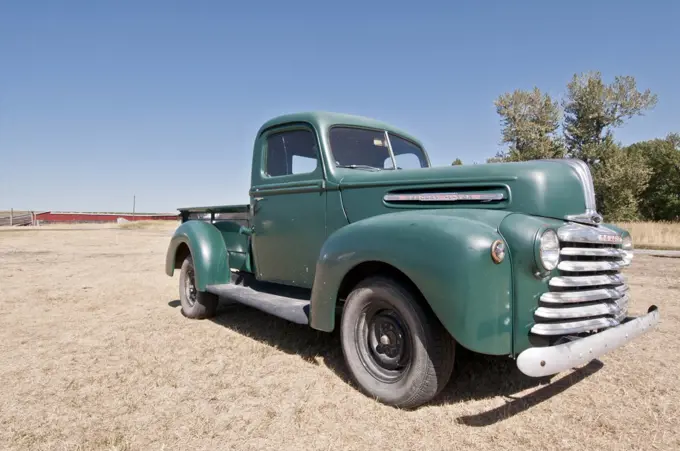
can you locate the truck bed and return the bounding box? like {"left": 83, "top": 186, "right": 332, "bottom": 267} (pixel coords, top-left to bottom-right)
{"left": 178, "top": 204, "right": 251, "bottom": 228}
{"left": 177, "top": 204, "right": 253, "bottom": 273}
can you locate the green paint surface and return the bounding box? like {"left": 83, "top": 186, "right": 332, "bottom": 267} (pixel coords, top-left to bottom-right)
{"left": 165, "top": 111, "right": 630, "bottom": 357}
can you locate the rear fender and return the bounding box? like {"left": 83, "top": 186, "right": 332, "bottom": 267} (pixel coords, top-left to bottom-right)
{"left": 165, "top": 220, "right": 230, "bottom": 291}
{"left": 309, "top": 209, "right": 514, "bottom": 356}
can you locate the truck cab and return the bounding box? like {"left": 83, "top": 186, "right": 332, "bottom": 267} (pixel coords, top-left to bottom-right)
{"left": 165, "top": 111, "right": 660, "bottom": 408}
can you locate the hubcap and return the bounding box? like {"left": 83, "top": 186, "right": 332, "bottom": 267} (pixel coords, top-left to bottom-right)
{"left": 184, "top": 268, "right": 197, "bottom": 307}
{"left": 369, "top": 313, "right": 407, "bottom": 371}
{"left": 356, "top": 304, "right": 412, "bottom": 383}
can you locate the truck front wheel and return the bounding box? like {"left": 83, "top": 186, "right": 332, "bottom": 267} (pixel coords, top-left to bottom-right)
{"left": 178, "top": 255, "right": 219, "bottom": 319}
{"left": 340, "top": 276, "right": 455, "bottom": 408}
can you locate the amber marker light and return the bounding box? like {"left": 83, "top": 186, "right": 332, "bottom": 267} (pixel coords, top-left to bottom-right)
{"left": 491, "top": 239, "right": 506, "bottom": 263}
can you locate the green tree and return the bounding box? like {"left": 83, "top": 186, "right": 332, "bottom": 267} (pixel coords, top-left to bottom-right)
{"left": 563, "top": 71, "right": 658, "bottom": 163}
{"left": 493, "top": 87, "right": 564, "bottom": 162}
{"left": 489, "top": 72, "right": 664, "bottom": 221}
{"left": 627, "top": 133, "right": 680, "bottom": 220}
{"left": 588, "top": 136, "right": 651, "bottom": 221}
{"left": 561, "top": 72, "right": 657, "bottom": 220}
{"left": 485, "top": 156, "right": 505, "bottom": 163}
{"left": 668, "top": 132, "right": 680, "bottom": 149}
{"left": 451, "top": 158, "right": 463, "bottom": 165}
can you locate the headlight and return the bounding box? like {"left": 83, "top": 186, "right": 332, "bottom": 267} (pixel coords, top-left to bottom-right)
{"left": 539, "top": 229, "right": 560, "bottom": 271}
{"left": 622, "top": 235, "right": 633, "bottom": 266}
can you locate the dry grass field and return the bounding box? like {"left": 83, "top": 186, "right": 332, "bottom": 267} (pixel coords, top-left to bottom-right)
{"left": 0, "top": 223, "right": 678, "bottom": 450}
{"left": 615, "top": 221, "right": 680, "bottom": 250}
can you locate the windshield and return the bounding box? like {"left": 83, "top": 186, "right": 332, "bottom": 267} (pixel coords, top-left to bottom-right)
{"left": 328, "top": 127, "right": 429, "bottom": 170}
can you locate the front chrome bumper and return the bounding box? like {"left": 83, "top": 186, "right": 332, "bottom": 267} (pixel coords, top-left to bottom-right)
{"left": 516, "top": 305, "right": 660, "bottom": 377}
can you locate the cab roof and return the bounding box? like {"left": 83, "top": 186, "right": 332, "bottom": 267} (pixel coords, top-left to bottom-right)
{"left": 256, "top": 111, "right": 424, "bottom": 148}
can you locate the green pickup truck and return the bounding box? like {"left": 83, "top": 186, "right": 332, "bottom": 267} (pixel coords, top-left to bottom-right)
{"left": 165, "top": 111, "right": 660, "bottom": 408}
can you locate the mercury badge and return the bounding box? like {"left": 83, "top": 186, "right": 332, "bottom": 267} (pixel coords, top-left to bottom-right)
{"left": 598, "top": 234, "right": 623, "bottom": 244}
{"left": 383, "top": 192, "right": 505, "bottom": 202}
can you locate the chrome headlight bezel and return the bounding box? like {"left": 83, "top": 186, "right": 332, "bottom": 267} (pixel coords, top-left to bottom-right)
{"left": 537, "top": 229, "right": 560, "bottom": 272}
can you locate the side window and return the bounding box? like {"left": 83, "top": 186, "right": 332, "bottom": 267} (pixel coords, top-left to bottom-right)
{"left": 265, "top": 129, "right": 318, "bottom": 177}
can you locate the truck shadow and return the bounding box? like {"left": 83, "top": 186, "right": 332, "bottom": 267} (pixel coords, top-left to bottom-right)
{"left": 436, "top": 347, "right": 604, "bottom": 425}
{"left": 168, "top": 299, "right": 603, "bottom": 416}
{"left": 168, "top": 299, "right": 349, "bottom": 378}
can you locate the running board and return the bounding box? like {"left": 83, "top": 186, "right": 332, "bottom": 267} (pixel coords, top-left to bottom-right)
{"left": 205, "top": 283, "right": 311, "bottom": 325}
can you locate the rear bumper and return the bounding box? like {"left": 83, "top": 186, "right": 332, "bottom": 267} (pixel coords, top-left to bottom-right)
{"left": 516, "top": 305, "right": 660, "bottom": 377}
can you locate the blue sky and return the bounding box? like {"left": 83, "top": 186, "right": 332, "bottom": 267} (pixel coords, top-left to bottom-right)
{"left": 1, "top": 0, "right": 678, "bottom": 213}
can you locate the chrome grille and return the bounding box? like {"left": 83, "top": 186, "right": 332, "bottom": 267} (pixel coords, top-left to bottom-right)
{"left": 532, "top": 223, "right": 632, "bottom": 336}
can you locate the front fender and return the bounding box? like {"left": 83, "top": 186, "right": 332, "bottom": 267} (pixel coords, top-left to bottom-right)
{"left": 310, "top": 209, "right": 514, "bottom": 356}
{"left": 498, "top": 213, "right": 572, "bottom": 355}
{"left": 165, "top": 220, "right": 230, "bottom": 291}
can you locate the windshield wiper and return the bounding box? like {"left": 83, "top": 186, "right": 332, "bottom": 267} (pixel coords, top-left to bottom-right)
{"left": 336, "top": 164, "right": 383, "bottom": 171}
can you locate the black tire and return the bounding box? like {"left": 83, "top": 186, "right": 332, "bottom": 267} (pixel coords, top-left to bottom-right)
{"left": 178, "top": 255, "right": 218, "bottom": 319}
{"left": 340, "top": 276, "right": 455, "bottom": 408}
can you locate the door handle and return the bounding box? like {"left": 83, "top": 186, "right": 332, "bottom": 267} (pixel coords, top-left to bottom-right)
{"left": 252, "top": 196, "right": 267, "bottom": 213}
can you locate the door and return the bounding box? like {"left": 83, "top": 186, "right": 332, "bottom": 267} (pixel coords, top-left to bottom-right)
{"left": 250, "top": 125, "right": 326, "bottom": 288}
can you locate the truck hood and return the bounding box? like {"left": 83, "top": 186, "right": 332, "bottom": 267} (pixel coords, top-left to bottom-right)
{"left": 337, "top": 159, "right": 601, "bottom": 226}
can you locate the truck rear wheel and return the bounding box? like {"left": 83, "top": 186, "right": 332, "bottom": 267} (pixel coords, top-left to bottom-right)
{"left": 340, "top": 276, "right": 455, "bottom": 408}
{"left": 179, "top": 255, "right": 218, "bottom": 319}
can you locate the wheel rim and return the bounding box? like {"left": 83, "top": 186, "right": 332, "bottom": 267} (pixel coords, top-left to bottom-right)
{"left": 356, "top": 301, "right": 412, "bottom": 383}
{"left": 184, "top": 267, "right": 197, "bottom": 307}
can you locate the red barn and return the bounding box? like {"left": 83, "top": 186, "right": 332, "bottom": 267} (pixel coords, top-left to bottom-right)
{"left": 35, "top": 211, "right": 178, "bottom": 224}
